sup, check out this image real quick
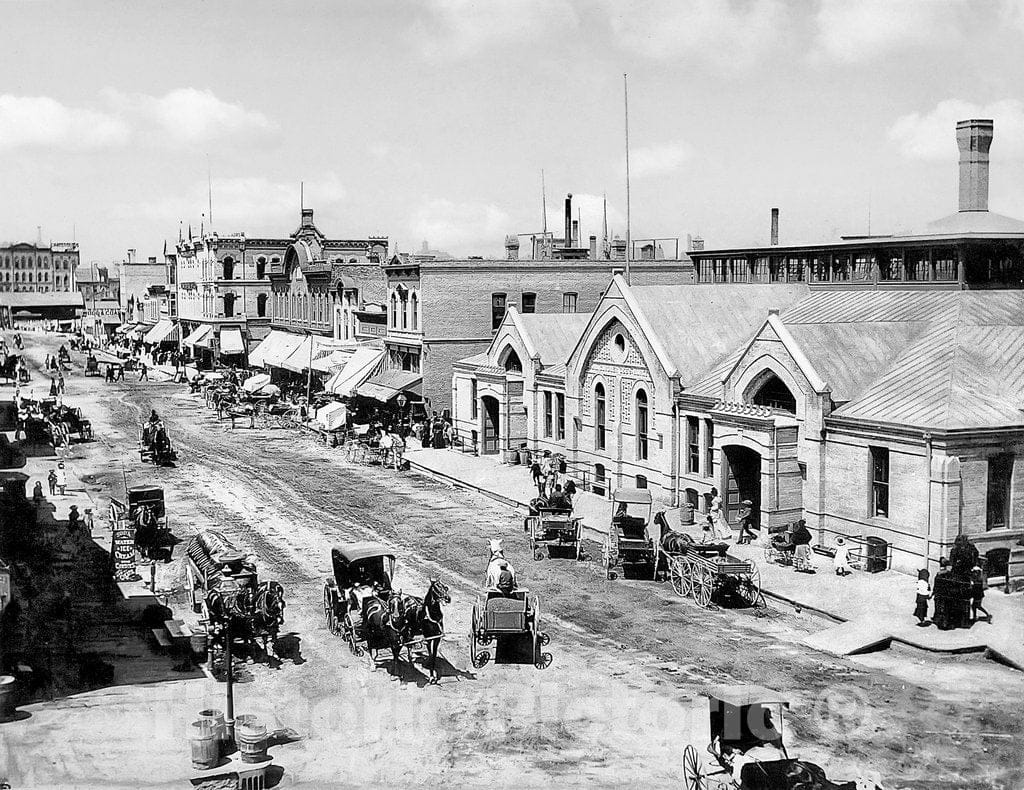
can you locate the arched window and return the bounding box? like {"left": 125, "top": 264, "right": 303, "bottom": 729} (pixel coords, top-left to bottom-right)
{"left": 593, "top": 463, "right": 607, "bottom": 496}
{"left": 636, "top": 389, "right": 649, "bottom": 460}
{"left": 595, "top": 382, "right": 606, "bottom": 451}
{"left": 257, "top": 293, "right": 268, "bottom": 317}
{"left": 502, "top": 347, "right": 522, "bottom": 373}
{"left": 223, "top": 292, "right": 235, "bottom": 317}
{"left": 222, "top": 256, "right": 234, "bottom": 280}
{"left": 390, "top": 292, "right": 398, "bottom": 328}
{"left": 410, "top": 292, "right": 418, "bottom": 331}
{"left": 256, "top": 257, "right": 266, "bottom": 279}
{"left": 400, "top": 289, "right": 408, "bottom": 329}
{"left": 750, "top": 372, "right": 797, "bottom": 413}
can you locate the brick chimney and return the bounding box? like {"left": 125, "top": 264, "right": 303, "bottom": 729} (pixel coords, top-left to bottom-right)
{"left": 957, "top": 119, "right": 993, "bottom": 212}
{"left": 564, "top": 194, "right": 573, "bottom": 248}
{"left": 505, "top": 234, "right": 520, "bottom": 261}
{"left": 770, "top": 208, "right": 779, "bottom": 246}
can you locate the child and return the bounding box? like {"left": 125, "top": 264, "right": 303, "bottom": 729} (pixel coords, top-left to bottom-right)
{"left": 914, "top": 569, "right": 931, "bottom": 626}
{"left": 833, "top": 537, "right": 852, "bottom": 576}
{"left": 47, "top": 468, "right": 57, "bottom": 496}
{"left": 701, "top": 514, "right": 715, "bottom": 544}
{"left": 970, "top": 565, "right": 992, "bottom": 624}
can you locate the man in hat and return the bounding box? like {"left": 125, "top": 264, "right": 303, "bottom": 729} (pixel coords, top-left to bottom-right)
{"left": 736, "top": 500, "right": 759, "bottom": 544}
{"left": 485, "top": 538, "right": 516, "bottom": 590}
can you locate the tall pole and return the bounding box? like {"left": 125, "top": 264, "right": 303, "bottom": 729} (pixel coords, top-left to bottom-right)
{"left": 207, "top": 155, "right": 213, "bottom": 230}
{"left": 305, "top": 330, "right": 313, "bottom": 419}
{"left": 623, "top": 73, "right": 632, "bottom": 285}
{"left": 224, "top": 618, "right": 235, "bottom": 746}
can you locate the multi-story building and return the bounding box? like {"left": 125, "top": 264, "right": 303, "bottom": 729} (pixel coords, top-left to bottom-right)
{"left": 180, "top": 208, "right": 387, "bottom": 367}
{"left": 120, "top": 250, "right": 170, "bottom": 321}
{"left": 452, "top": 118, "right": 1024, "bottom": 580}
{"left": 0, "top": 241, "right": 79, "bottom": 293}
{"left": 75, "top": 264, "right": 120, "bottom": 308}
{"left": 379, "top": 194, "right": 694, "bottom": 414}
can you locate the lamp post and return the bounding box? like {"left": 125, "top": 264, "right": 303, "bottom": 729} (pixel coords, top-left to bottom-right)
{"left": 396, "top": 392, "right": 408, "bottom": 433}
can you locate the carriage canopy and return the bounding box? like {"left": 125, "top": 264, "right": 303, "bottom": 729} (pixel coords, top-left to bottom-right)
{"left": 331, "top": 542, "right": 396, "bottom": 590}
{"left": 612, "top": 488, "right": 653, "bottom": 505}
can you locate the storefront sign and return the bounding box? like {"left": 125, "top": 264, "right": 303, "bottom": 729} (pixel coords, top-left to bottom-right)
{"left": 112, "top": 527, "right": 137, "bottom": 582}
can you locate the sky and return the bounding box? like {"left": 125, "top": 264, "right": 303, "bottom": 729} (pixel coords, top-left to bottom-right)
{"left": 1, "top": 0, "right": 1024, "bottom": 264}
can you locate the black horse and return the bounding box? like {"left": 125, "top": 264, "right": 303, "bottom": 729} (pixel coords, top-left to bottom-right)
{"left": 362, "top": 591, "right": 405, "bottom": 674}
{"left": 398, "top": 579, "right": 451, "bottom": 684}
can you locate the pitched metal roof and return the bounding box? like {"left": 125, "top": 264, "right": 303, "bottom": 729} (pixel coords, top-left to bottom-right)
{"left": 628, "top": 284, "right": 808, "bottom": 385}
{"left": 0, "top": 291, "right": 84, "bottom": 308}
{"left": 516, "top": 313, "right": 591, "bottom": 367}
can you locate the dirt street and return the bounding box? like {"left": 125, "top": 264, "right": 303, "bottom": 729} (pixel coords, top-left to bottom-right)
{"left": 2, "top": 334, "right": 1022, "bottom": 789}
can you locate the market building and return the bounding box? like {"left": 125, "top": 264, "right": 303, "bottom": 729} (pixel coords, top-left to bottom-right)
{"left": 0, "top": 291, "right": 84, "bottom": 329}
{"left": 0, "top": 241, "right": 79, "bottom": 293}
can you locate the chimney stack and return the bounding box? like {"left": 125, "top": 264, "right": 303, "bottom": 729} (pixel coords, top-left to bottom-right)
{"left": 572, "top": 220, "right": 579, "bottom": 247}
{"left": 300, "top": 207, "right": 315, "bottom": 228}
{"left": 564, "top": 193, "right": 573, "bottom": 248}
{"left": 770, "top": 208, "right": 779, "bottom": 246}
{"left": 505, "top": 234, "right": 520, "bottom": 261}
{"left": 957, "top": 119, "right": 993, "bottom": 212}
{"left": 589, "top": 235, "right": 597, "bottom": 259}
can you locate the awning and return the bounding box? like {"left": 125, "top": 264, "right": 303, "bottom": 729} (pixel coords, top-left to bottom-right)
{"left": 99, "top": 314, "right": 122, "bottom": 326}
{"left": 277, "top": 334, "right": 313, "bottom": 372}
{"left": 220, "top": 327, "right": 245, "bottom": 355}
{"left": 144, "top": 319, "right": 178, "bottom": 345}
{"left": 356, "top": 369, "right": 422, "bottom": 403}
{"left": 183, "top": 324, "right": 213, "bottom": 348}
{"left": 115, "top": 323, "right": 136, "bottom": 334}
{"left": 326, "top": 347, "right": 385, "bottom": 397}
{"left": 251, "top": 330, "right": 304, "bottom": 369}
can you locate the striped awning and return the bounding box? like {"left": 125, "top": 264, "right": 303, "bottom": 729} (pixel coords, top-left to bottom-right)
{"left": 144, "top": 319, "right": 178, "bottom": 345}
{"left": 183, "top": 324, "right": 213, "bottom": 348}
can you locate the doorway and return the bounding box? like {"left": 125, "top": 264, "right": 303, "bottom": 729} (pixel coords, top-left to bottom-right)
{"left": 722, "top": 446, "right": 761, "bottom": 524}
{"left": 481, "top": 396, "right": 500, "bottom": 455}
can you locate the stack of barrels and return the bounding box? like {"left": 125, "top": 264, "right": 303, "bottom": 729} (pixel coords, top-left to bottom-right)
{"left": 188, "top": 708, "right": 268, "bottom": 769}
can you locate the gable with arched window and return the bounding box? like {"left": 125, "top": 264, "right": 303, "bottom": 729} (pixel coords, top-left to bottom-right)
{"left": 499, "top": 346, "right": 523, "bottom": 373}
{"left": 746, "top": 370, "right": 797, "bottom": 413}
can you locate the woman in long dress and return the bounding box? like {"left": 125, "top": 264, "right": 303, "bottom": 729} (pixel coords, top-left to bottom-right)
{"left": 709, "top": 487, "right": 732, "bottom": 541}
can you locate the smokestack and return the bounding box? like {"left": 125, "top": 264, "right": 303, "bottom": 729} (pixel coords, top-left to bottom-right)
{"left": 505, "top": 234, "right": 520, "bottom": 261}
{"left": 572, "top": 220, "right": 579, "bottom": 247}
{"left": 589, "top": 235, "right": 597, "bottom": 259}
{"left": 770, "top": 208, "right": 779, "bottom": 246}
{"left": 564, "top": 193, "right": 573, "bottom": 248}
{"left": 957, "top": 119, "right": 993, "bottom": 212}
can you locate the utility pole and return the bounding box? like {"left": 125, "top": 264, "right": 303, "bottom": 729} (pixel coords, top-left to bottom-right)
{"left": 623, "top": 73, "right": 632, "bottom": 285}
{"left": 305, "top": 330, "right": 313, "bottom": 419}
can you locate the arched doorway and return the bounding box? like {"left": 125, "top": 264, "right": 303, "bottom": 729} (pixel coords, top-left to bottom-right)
{"left": 722, "top": 446, "right": 761, "bottom": 524}
{"left": 481, "top": 395, "right": 500, "bottom": 455}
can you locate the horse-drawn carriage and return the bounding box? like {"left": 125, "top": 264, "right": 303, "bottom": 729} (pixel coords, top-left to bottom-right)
{"left": 682, "top": 685, "right": 867, "bottom": 790}
{"left": 139, "top": 421, "right": 176, "bottom": 465}
{"left": 658, "top": 527, "right": 761, "bottom": 608}
{"left": 186, "top": 530, "right": 286, "bottom": 664}
{"left": 55, "top": 406, "right": 93, "bottom": 442}
{"left": 84, "top": 355, "right": 100, "bottom": 377}
{"left": 525, "top": 503, "right": 583, "bottom": 560}
{"left": 323, "top": 543, "right": 451, "bottom": 681}
{"left": 602, "top": 488, "right": 657, "bottom": 579}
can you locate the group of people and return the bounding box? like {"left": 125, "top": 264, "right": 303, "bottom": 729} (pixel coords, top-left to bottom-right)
{"left": 529, "top": 453, "right": 577, "bottom": 509}
{"left": 701, "top": 488, "right": 759, "bottom": 545}
{"left": 412, "top": 413, "right": 454, "bottom": 449}
{"left": 914, "top": 535, "right": 991, "bottom": 629}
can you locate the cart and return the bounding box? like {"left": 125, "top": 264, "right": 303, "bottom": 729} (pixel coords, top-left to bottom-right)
{"left": 84, "top": 356, "right": 100, "bottom": 376}
{"left": 525, "top": 507, "right": 583, "bottom": 560}
{"left": 322, "top": 542, "right": 396, "bottom": 655}
{"left": 470, "top": 587, "right": 552, "bottom": 670}
{"left": 682, "top": 685, "right": 865, "bottom": 789}
{"left": 602, "top": 488, "right": 656, "bottom": 579}
{"left": 666, "top": 549, "right": 761, "bottom": 608}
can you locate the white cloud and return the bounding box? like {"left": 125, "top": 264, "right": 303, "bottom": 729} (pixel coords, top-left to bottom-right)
{"left": 812, "top": 0, "right": 966, "bottom": 64}
{"left": 0, "top": 94, "right": 130, "bottom": 151}
{"left": 888, "top": 99, "right": 1024, "bottom": 160}
{"left": 409, "top": 198, "right": 511, "bottom": 255}
{"left": 128, "top": 174, "right": 346, "bottom": 231}
{"left": 602, "top": 0, "right": 787, "bottom": 72}
{"left": 0, "top": 89, "right": 275, "bottom": 152}
{"left": 627, "top": 141, "right": 690, "bottom": 178}
{"left": 102, "top": 87, "right": 276, "bottom": 145}
{"left": 409, "top": 0, "right": 579, "bottom": 58}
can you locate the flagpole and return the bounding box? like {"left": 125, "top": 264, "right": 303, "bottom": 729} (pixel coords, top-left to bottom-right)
{"left": 623, "top": 73, "right": 632, "bottom": 285}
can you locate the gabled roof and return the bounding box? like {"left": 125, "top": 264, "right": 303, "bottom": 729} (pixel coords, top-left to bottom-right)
{"left": 514, "top": 312, "right": 591, "bottom": 367}
{"left": 0, "top": 291, "right": 84, "bottom": 308}
{"left": 627, "top": 282, "right": 808, "bottom": 386}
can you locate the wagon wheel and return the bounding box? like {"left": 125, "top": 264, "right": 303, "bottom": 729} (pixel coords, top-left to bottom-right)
{"left": 322, "top": 582, "right": 332, "bottom": 621}
{"left": 682, "top": 744, "right": 708, "bottom": 790}
{"left": 344, "top": 613, "right": 363, "bottom": 656}
{"left": 470, "top": 604, "right": 489, "bottom": 668}
{"left": 669, "top": 557, "right": 687, "bottom": 597}
{"left": 692, "top": 567, "right": 714, "bottom": 608}
{"left": 737, "top": 564, "right": 762, "bottom": 607}
{"left": 529, "top": 527, "right": 542, "bottom": 561}
{"left": 575, "top": 521, "right": 583, "bottom": 561}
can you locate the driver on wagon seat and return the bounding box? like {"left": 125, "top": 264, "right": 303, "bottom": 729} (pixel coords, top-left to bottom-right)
{"left": 485, "top": 538, "right": 516, "bottom": 593}
{"left": 349, "top": 564, "right": 379, "bottom": 610}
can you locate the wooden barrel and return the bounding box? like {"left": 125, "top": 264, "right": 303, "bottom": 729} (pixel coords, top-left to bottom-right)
{"left": 197, "top": 708, "right": 226, "bottom": 751}
{"left": 188, "top": 720, "right": 219, "bottom": 769}
{"left": 236, "top": 720, "right": 268, "bottom": 763}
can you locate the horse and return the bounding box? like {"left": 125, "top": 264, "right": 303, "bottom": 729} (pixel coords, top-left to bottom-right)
{"left": 251, "top": 581, "right": 286, "bottom": 662}
{"left": 362, "top": 590, "right": 405, "bottom": 674}
{"left": 133, "top": 505, "right": 159, "bottom": 561}
{"left": 399, "top": 579, "right": 451, "bottom": 684}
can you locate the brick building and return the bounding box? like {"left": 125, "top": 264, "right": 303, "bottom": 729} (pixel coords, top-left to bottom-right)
{"left": 74, "top": 264, "right": 120, "bottom": 307}
{"left": 0, "top": 241, "right": 79, "bottom": 293}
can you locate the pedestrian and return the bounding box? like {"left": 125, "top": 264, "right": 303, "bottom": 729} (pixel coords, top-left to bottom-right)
{"left": 709, "top": 487, "right": 731, "bottom": 541}
{"left": 970, "top": 565, "right": 992, "bottom": 624}
{"left": 57, "top": 372, "right": 66, "bottom": 395}
{"left": 47, "top": 468, "right": 57, "bottom": 496}
{"left": 55, "top": 462, "right": 67, "bottom": 495}
{"left": 701, "top": 514, "right": 715, "bottom": 543}
{"left": 790, "top": 519, "right": 814, "bottom": 572}
{"left": 833, "top": 537, "right": 852, "bottom": 576}
{"left": 115, "top": 364, "right": 125, "bottom": 381}
{"left": 49, "top": 376, "right": 58, "bottom": 397}
{"left": 563, "top": 478, "right": 577, "bottom": 506}
{"left": 915, "top": 568, "right": 932, "bottom": 626}
{"left": 736, "top": 500, "right": 758, "bottom": 544}
{"left": 67, "top": 505, "right": 80, "bottom": 532}
{"left": 530, "top": 459, "right": 544, "bottom": 497}
{"left": 32, "top": 480, "right": 44, "bottom": 502}
{"left": 139, "top": 361, "right": 148, "bottom": 381}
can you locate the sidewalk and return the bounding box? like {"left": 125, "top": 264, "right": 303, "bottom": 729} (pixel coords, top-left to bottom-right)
{"left": 405, "top": 447, "right": 1024, "bottom": 669}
